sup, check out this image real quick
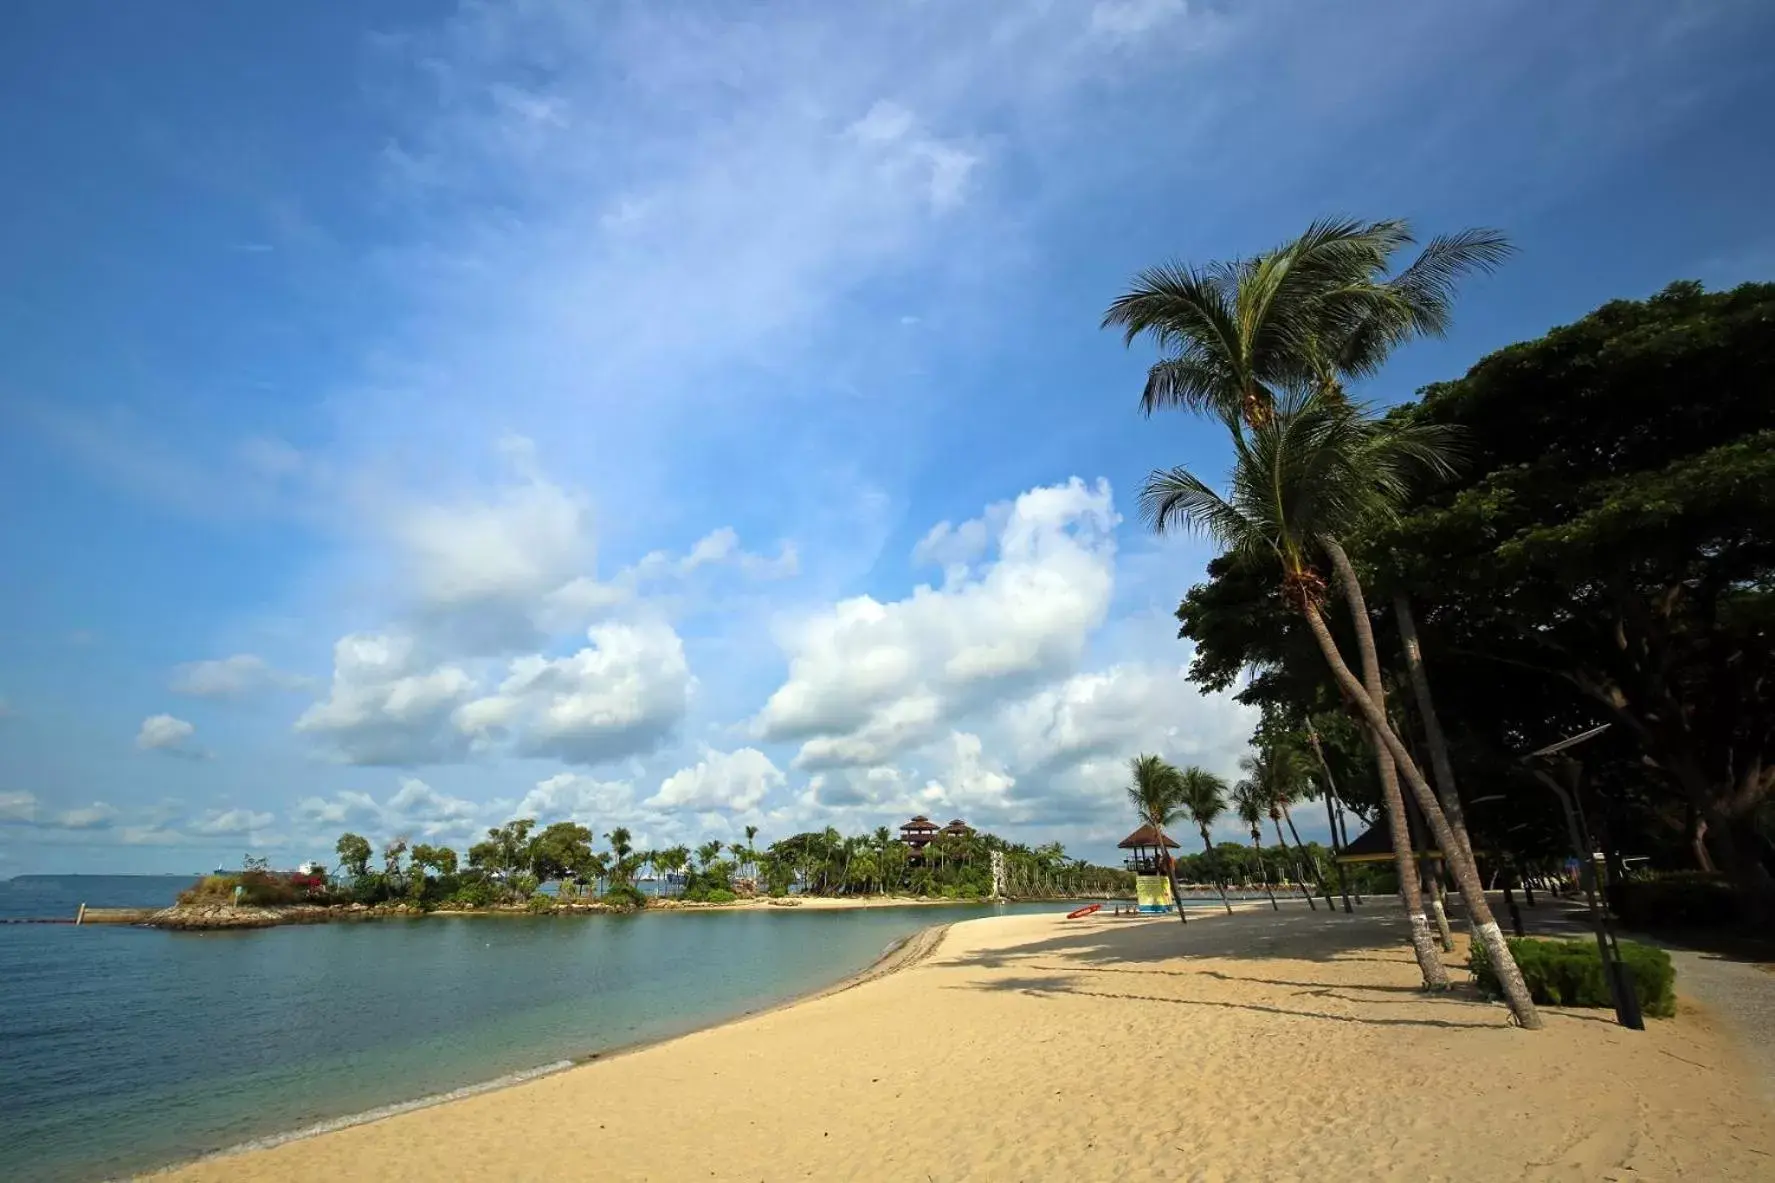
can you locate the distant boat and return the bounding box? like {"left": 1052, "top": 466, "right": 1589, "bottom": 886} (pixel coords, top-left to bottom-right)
{"left": 213, "top": 865, "right": 227, "bottom": 876}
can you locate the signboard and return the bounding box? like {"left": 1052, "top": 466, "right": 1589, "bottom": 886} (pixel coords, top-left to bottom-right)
{"left": 1135, "top": 874, "right": 1174, "bottom": 914}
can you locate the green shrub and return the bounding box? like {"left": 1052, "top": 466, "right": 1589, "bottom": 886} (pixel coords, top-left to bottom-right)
{"left": 1470, "top": 937, "right": 1676, "bottom": 1018}
{"left": 1609, "top": 872, "right": 1740, "bottom": 930}
{"left": 600, "top": 884, "right": 648, "bottom": 912}
{"left": 683, "top": 886, "right": 737, "bottom": 904}
{"left": 444, "top": 879, "right": 498, "bottom": 908}
{"left": 525, "top": 894, "right": 557, "bottom": 914}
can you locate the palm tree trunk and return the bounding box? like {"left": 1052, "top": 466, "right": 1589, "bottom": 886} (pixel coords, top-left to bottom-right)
{"left": 1281, "top": 802, "right": 1337, "bottom": 912}
{"left": 1273, "top": 817, "right": 1317, "bottom": 908}
{"left": 1307, "top": 729, "right": 1356, "bottom": 913}
{"left": 1393, "top": 593, "right": 1478, "bottom": 870}
{"left": 1251, "top": 836, "right": 1279, "bottom": 910}
{"left": 1164, "top": 853, "right": 1189, "bottom": 926}
{"left": 1315, "top": 541, "right": 1449, "bottom": 991}
{"left": 1200, "top": 827, "right": 1233, "bottom": 914}
{"left": 1301, "top": 581, "right": 1543, "bottom": 1030}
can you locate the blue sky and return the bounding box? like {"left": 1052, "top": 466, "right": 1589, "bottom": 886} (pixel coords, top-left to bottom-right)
{"left": 3, "top": 0, "right": 1772, "bottom": 875}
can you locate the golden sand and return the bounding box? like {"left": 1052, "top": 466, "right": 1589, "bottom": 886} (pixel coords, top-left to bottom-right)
{"left": 156, "top": 909, "right": 1772, "bottom": 1182}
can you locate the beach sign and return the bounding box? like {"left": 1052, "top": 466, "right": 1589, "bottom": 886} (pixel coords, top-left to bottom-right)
{"left": 1135, "top": 874, "right": 1174, "bottom": 914}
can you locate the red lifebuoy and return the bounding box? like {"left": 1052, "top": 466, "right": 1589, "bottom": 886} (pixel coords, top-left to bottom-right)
{"left": 1066, "top": 903, "right": 1103, "bottom": 919}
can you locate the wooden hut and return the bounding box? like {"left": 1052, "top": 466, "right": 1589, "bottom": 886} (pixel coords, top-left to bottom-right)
{"left": 1116, "top": 822, "right": 1179, "bottom": 874}
{"left": 1117, "top": 824, "right": 1181, "bottom": 914}
{"left": 941, "top": 818, "right": 973, "bottom": 838}
{"left": 899, "top": 815, "right": 942, "bottom": 851}
{"left": 1335, "top": 823, "right": 1442, "bottom": 867}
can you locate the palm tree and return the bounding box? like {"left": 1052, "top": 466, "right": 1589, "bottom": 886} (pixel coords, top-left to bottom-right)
{"left": 743, "top": 824, "right": 760, "bottom": 882}
{"left": 1126, "top": 754, "right": 1189, "bottom": 926}
{"left": 1104, "top": 217, "right": 1510, "bottom": 430}
{"left": 1238, "top": 744, "right": 1318, "bottom": 909}
{"left": 1176, "top": 766, "right": 1234, "bottom": 915}
{"left": 1232, "top": 780, "right": 1280, "bottom": 911}
{"left": 1139, "top": 391, "right": 1541, "bottom": 1028}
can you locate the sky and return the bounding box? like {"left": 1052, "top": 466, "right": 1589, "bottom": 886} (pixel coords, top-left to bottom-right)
{"left": 3, "top": 0, "right": 1773, "bottom": 876}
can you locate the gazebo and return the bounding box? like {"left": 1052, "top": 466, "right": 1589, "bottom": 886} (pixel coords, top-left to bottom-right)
{"left": 1117, "top": 824, "right": 1181, "bottom": 914}
{"left": 899, "top": 815, "right": 942, "bottom": 851}
{"left": 941, "top": 818, "right": 973, "bottom": 838}
{"left": 1116, "top": 822, "right": 1179, "bottom": 875}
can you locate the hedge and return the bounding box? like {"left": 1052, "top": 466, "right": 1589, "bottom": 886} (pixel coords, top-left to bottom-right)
{"left": 1470, "top": 936, "right": 1676, "bottom": 1018}
{"left": 1608, "top": 872, "right": 1740, "bottom": 930}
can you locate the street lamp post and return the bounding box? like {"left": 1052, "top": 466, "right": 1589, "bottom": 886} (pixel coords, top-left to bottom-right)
{"left": 1523, "top": 724, "right": 1644, "bottom": 1031}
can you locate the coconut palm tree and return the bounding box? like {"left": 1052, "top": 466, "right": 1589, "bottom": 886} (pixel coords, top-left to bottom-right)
{"left": 1126, "top": 754, "right": 1189, "bottom": 926}
{"left": 1232, "top": 780, "right": 1280, "bottom": 911}
{"left": 1138, "top": 391, "right": 1541, "bottom": 1028}
{"left": 1238, "top": 744, "right": 1319, "bottom": 909}
{"left": 1176, "top": 765, "right": 1234, "bottom": 915}
{"left": 1104, "top": 218, "right": 1510, "bottom": 430}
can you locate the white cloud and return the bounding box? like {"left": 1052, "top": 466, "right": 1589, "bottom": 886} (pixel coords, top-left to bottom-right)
{"left": 0, "top": 791, "right": 39, "bottom": 824}
{"left": 192, "top": 808, "right": 277, "bottom": 836}
{"left": 386, "top": 777, "right": 481, "bottom": 824}
{"left": 137, "top": 714, "right": 204, "bottom": 757}
{"left": 649, "top": 747, "right": 785, "bottom": 812}
{"left": 457, "top": 620, "right": 692, "bottom": 765}
{"left": 1090, "top": 0, "right": 1189, "bottom": 41}
{"left": 517, "top": 773, "right": 636, "bottom": 823}
{"left": 55, "top": 803, "right": 119, "bottom": 830}
{"left": 295, "top": 790, "right": 383, "bottom": 828}
{"left": 171, "top": 654, "right": 312, "bottom": 698}
{"left": 398, "top": 447, "right": 591, "bottom": 609}
{"left": 295, "top": 633, "right": 477, "bottom": 765}
{"left": 757, "top": 479, "right": 1118, "bottom": 767}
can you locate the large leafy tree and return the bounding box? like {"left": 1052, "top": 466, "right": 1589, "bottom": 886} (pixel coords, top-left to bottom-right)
{"left": 1369, "top": 280, "right": 1775, "bottom": 920}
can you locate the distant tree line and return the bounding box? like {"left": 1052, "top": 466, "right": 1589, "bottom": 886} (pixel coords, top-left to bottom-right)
{"left": 320, "top": 820, "right": 1132, "bottom": 910}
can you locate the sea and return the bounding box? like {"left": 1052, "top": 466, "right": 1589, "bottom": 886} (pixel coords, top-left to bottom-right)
{"left": 0, "top": 875, "right": 1110, "bottom": 1182}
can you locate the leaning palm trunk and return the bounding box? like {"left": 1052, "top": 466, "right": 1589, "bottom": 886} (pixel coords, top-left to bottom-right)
{"left": 1307, "top": 728, "right": 1356, "bottom": 913}
{"left": 1250, "top": 835, "right": 1280, "bottom": 910}
{"left": 1281, "top": 803, "right": 1338, "bottom": 912}
{"left": 1199, "top": 826, "right": 1234, "bottom": 914}
{"left": 1308, "top": 544, "right": 1541, "bottom": 1029}
{"left": 1394, "top": 589, "right": 1478, "bottom": 954}
{"left": 1393, "top": 593, "right": 1477, "bottom": 867}
{"left": 1319, "top": 544, "right": 1449, "bottom": 988}
{"left": 1272, "top": 817, "right": 1318, "bottom": 908}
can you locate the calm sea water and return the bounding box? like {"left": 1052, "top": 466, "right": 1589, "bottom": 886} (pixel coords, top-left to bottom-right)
{"left": 0, "top": 875, "right": 1095, "bottom": 1182}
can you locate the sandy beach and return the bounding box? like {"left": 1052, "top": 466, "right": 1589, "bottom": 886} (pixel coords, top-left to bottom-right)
{"left": 155, "top": 908, "right": 1773, "bottom": 1182}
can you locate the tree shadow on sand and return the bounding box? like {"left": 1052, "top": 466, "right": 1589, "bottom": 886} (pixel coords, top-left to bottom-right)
{"left": 932, "top": 907, "right": 1623, "bottom": 1030}
{"left": 942, "top": 973, "right": 1501, "bottom": 1030}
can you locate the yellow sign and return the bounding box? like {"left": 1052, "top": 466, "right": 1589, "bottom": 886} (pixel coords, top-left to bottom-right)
{"left": 1135, "top": 874, "right": 1174, "bottom": 913}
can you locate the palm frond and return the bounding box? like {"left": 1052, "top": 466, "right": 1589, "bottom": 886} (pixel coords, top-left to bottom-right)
{"left": 1140, "top": 357, "right": 1231, "bottom": 417}
{"left": 1138, "top": 465, "right": 1260, "bottom": 550}
{"left": 1387, "top": 228, "right": 1514, "bottom": 338}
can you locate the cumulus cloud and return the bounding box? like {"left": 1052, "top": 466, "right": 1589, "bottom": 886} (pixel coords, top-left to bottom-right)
{"left": 757, "top": 478, "right": 1118, "bottom": 767}
{"left": 517, "top": 773, "right": 636, "bottom": 823}
{"left": 295, "top": 633, "right": 477, "bottom": 765}
{"left": 171, "top": 654, "right": 313, "bottom": 698}
{"left": 457, "top": 620, "right": 692, "bottom": 765}
{"left": 295, "top": 778, "right": 486, "bottom": 844}
{"left": 136, "top": 714, "right": 204, "bottom": 758}
{"left": 649, "top": 748, "right": 785, "bottom": 812}
{"left": 392, "top": 444, "right": 597, "bottom": 649}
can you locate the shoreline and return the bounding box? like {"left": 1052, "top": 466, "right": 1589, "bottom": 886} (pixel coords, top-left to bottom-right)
{"left": 141, "top": 921, "right": 957, "bottom": 1179}
{"left": 149, "top": 908, "right": 1773, "bottom": 1182}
